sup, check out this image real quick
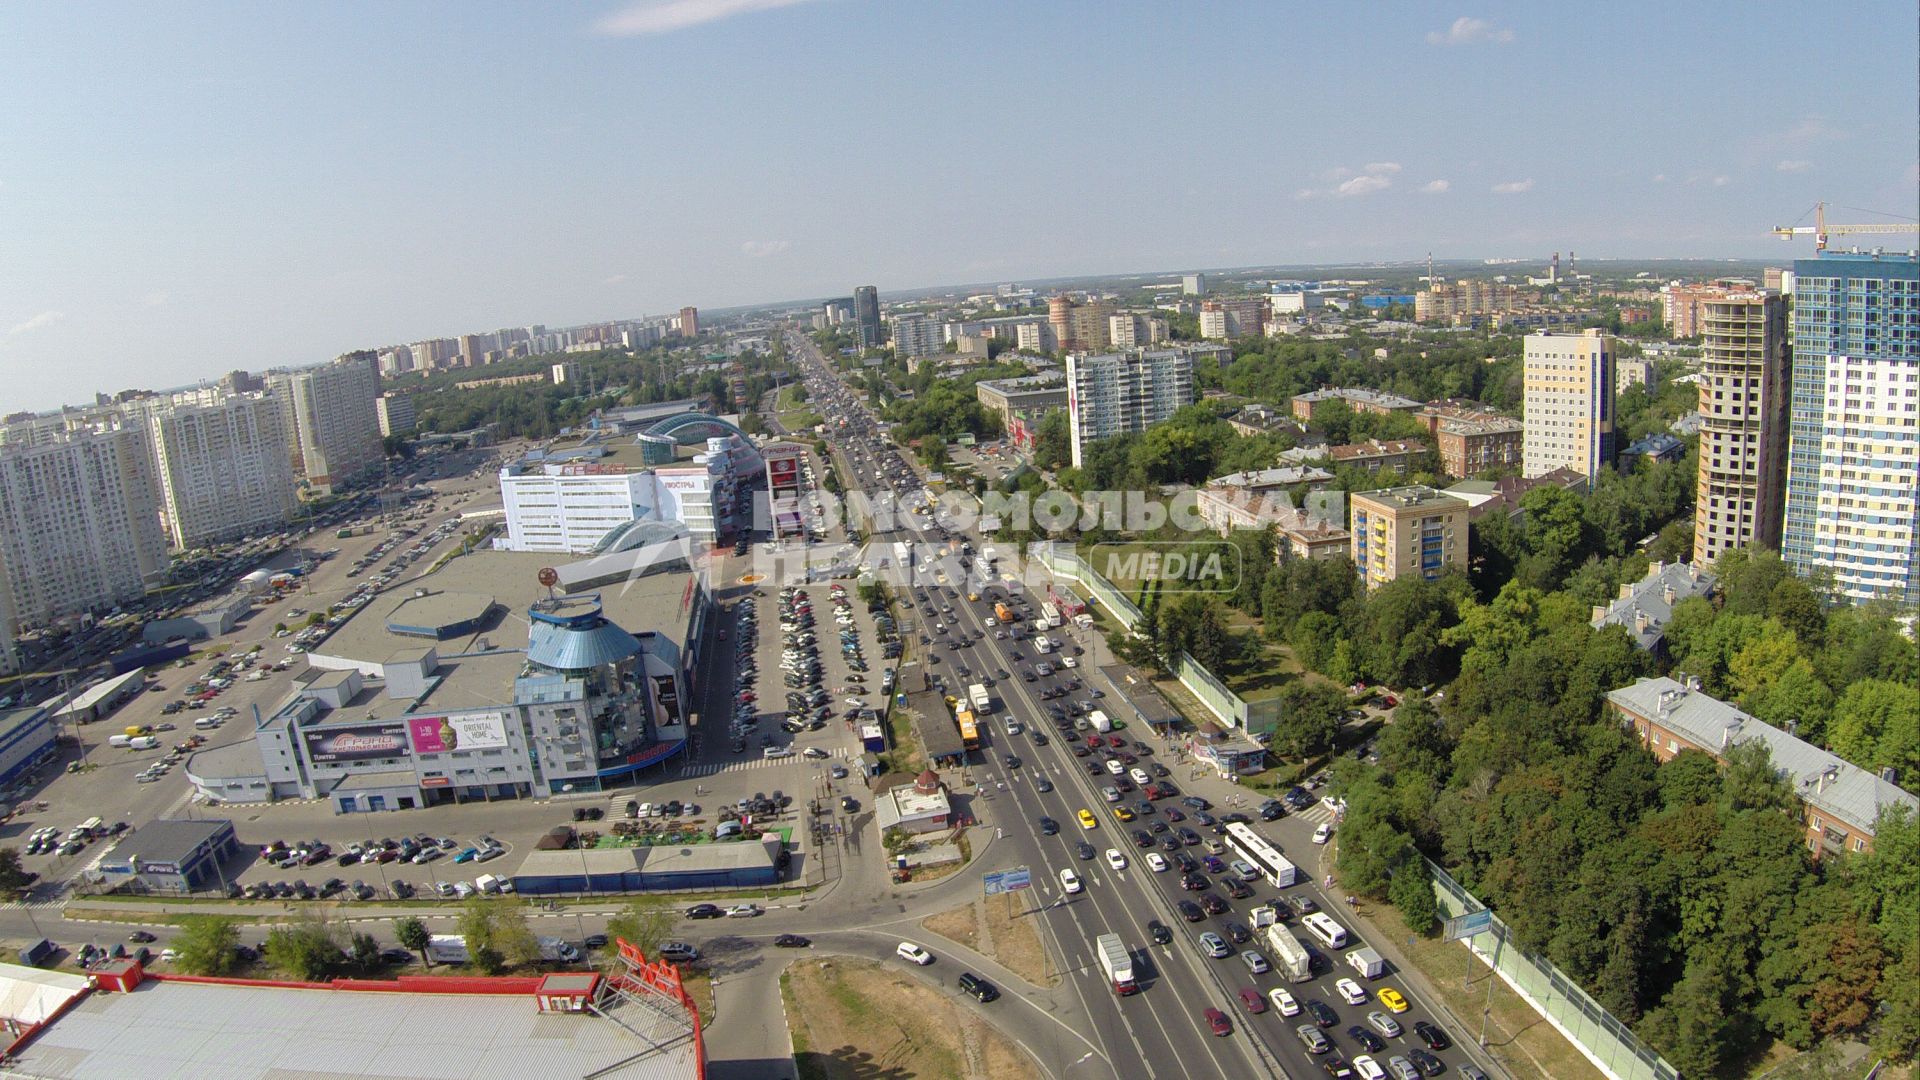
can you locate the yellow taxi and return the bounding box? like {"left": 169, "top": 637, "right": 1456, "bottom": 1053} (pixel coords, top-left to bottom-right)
{"left": 1112, "top": 805, "right": 1136, "bottom": 822}
{"left": 1377, "top": 987, "right": 1409, "bottom": 1013}
{"left": 1077, "top": 809, "right": 1097, "bottom": 830}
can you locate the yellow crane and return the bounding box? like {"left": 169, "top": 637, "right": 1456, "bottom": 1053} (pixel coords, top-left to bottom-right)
{"left": 1773, "top": 202, "right": 1919, "bottom": 250}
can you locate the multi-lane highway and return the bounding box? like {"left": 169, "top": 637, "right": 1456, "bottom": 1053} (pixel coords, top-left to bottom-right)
{"left": 790, "top": 329, "right": 1495, "bottom": 1080}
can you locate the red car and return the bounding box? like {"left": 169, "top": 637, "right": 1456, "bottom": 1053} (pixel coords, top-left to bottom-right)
{"left": 1203, "top": 1007, "right": 1233, "bottom": 1036}
{"left": 1238, "top": 988, "right": 1266, "bottom": 1013}
{"left": 1106, "top": 735, "right": 1124, "bottom": 748}
{"left": 1086, "top": 736, "right": 1102, "bottom": 748}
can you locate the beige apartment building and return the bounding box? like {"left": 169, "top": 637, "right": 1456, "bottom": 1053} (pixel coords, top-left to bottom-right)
{"left": 1349, "top": 485, "right": 1468, "bottom": 589}
{"left": 1693, "top": 293, "right": 1789, "bottom": 563}
{"left": 1522, "top": 329, "right": 1616, "bottom": 480}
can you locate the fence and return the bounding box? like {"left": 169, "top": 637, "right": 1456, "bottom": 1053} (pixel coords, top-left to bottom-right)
{"left": 1426, "top": 858, "right": 1681, "bottom": 1080}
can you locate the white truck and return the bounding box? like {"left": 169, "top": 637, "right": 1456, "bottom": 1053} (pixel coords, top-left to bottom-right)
{"left": 427, "top": 934, "right": 470, "bottom": 964}
{"left": 1346, "top": 946, "right": 1385, "bottom": 980}
{"left": 1265, "top": 924, "right": 1314, "bottom": 983}
{"left": 968, "top": 683, "right": 992, "bottom": 712}
{"left": 1088, "top": 709, "right": 1113, "bottom": 734}
{"left": 1034, "top": 635, "right": 1054, "bottom": 654}
{"left": 891, "top": 541, "right": 912, "bottom": 570}
{"left": 1095, "top": 933, "right": 1137, "bottom": 996}
{"left": 1040, "top": 602, "right": 1062, "bottom": 629}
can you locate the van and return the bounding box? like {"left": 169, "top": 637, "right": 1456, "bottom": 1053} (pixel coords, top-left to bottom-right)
{"left": 194, "top": 717, "right": 220, "bottom": 730}
{"left": 129, "top": 736, "right": 160, "bottom": 750}
{"left": 108, "top": 734, "right": 132, "bottom": 749}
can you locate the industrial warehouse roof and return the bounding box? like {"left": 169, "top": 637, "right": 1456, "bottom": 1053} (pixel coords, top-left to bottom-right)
{"left": 513, "top": 837, "right": 779, "bottom": 880}
{"left": 0, "top": 962, "right": 89, "bottom": 1026}
{"left": 5, "top": 976, "right": 701, "bottom": 1080}
{"left": 384, "top": 590, "right": 498, "bottom": 639}
{"left": 54, "top": 669, "right": 147, "bottom": 717}
{"left": 95, "top": 819, "right": 230, "bottom": 870}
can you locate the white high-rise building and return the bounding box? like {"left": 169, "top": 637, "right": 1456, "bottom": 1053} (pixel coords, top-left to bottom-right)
{"left": 1522, "top": 329, "right": 1616, "bottom": 480}
{"left": 147, "top": 396, "right": 297, "bottom": 550}
{"left": 1066, "top": 350, "right": 1194, "bottom": 467}
{"left": 267, "top": 358, "right": 383, "bottom": 494}
{"left": 889, "top": 313, "right": 942, "bottom": 359}
{"left": 0, "top": 427, "right": 169, "bottom": 670}
{"left": 375, "top": 393, "right": 417, "bottom": 437}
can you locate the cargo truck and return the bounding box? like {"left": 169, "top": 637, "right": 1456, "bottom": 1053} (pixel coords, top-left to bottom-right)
{"left": 1345, "top": 946, "right": 1385, "bottom": 980}
{"left": 1095, "top": 933, "right": 1138, "bottom": 995}
{"left": 968, "top": 683, "right": 991, "bottom": 712}
{"left": 1040, "top": 602, "right": 1062, "bottom": 629}
{"left": 1265, "top": 924, "right": 1314, "bottom": 983}
{"left": 427, "top": 934, "right": 470, "bottom": 964}
{"left": 993, "top": 602, "right": 1016, "bottom": 624}
{"left": 1088, "top": 709, "right": 1113, "bottom": 733}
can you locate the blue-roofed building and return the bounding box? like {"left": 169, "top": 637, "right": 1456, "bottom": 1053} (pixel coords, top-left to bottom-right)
{"left": 1782, "top": 250, "right": 1920, "bottom": 606}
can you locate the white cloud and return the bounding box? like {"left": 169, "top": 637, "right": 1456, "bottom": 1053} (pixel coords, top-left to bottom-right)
{"left": 6, "top": 310, "right": 63, "bottom": 336}
{"left": 593, "top": 0, "right": 818, "bottom": 37}
{"left": 1293, "top": 188, "right": 1318, "bottom": 201}
{"left": 741, "top": 239, "right": 792, "bottom": 258}
{"left": 602, "top": 274, "right": 629, "bottom": 285}
{"left": 1362, "top": 162, "right": 1402, "bottom": 175}
{"left": 1491, "top": 179, "right": 1534, "bottom": 194}
{"left": 1776, "top": 160, "right": 1812, "bottom": 173}
{"left": 1427, "top": 17, "right": 1514, "bottom": 46}
{"left": 1652, "top": 173, "right": 1668, "bottom": 183}
{"left": 1420, "top": 179, "right": 1451, "bottom": 194}
{"left": 1713, "top": 175, "right": 1731, "bottom": 186}
{"left": 1335, "top": 174, "right": 1392, "bottom": 198}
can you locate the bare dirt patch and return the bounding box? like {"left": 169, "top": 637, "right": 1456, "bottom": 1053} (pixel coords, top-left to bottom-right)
{"left": 782, "top": 957, "right": 1041, "bottom": 1080}
{"left": 919, "top": 902, "right": 980, "bottom": 952}
{"left": 980, "top": 892, "right": 1058, "bottom": 988}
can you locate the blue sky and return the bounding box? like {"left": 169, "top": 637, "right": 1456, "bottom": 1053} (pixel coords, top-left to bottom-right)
{"left": 0, "top": 1, "right": 1913, "bottom": 409}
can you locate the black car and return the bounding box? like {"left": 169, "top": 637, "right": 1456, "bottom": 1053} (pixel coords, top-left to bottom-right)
{"left": 1075, "top": 841, "right": 1096, "bottom": 860}
{"left": 1132, "top": 829, "right": 1155, "bottom": 848}
{"left": 1180, "top": 872, "right": 1208, "bottom": 891}
{"left": 1176, "top": 900, "right": 1205, "bottom": 922}
{"left": 1224, "top": 878, "right": 1253, "bottom": 899}
{"left": 1148, "top": 919, "right": 1173, "bottom": 945}
{"left": 686, "top": 903, "right": 725, "bottom": 919}
{"left": 1182, "top": 796, "right": 1211, "bottom": 811}
{"left": 1193, "top": 811, "right": 1217, "bottom": 827}
{"left": 1414, "top": 1021, "right": 1452, "bottom": 1050}
{"left": 1306, "top": 999, "right": 1338, "bottom": 1028}
{"left": 1178, "top": 828, "right": 1203, "bottom": 846}
{"left": 957, "top": 972, "right": 999, "bottom": 1002}
{"left": 1223, "top": 921, "right": 1251, "bottom": 944}
{"left": 1199, "top": 892, "right": 1228, "bottom": 915}
{"left": 1347, "top": 1025, "right": 1386, "bottom": 1053}
{"left": 1408, "top": 1049, "right": 1446, "bottom": 1077}
{"left": 774, "top": 934, "right": 812, "bottom": 948}
{"left": 1032, "top": 732, "right": 1049, "bottom": 746}
{"left": 1172, "top": 851, "right": 1197, "bottom": 873}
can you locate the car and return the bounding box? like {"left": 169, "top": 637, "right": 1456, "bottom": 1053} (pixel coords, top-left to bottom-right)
{"left": 1059, "top": 868, "right": 1083, "bottom": 894}
{"left": 1077, "top": 809, "right": 1097, "bottom": 830}
{"left": 1323, "top": 1058, "right": 1358, "bottom": 1080}
{"left": 1180, "top": 872, "right": 1207, "bottom": 891}
{"left": 1241, "top": 950, "right": 1270, "bottom": 974}
{"left": 1337, "top": 978, "right": 1368, "bottom": 1005}
{"left": 725, "top": 904, "right": 763, "bottom": 918}
{"left": 453, "top": 847, "right": 479, "bottom": 863}
{"left": 685, "top": 903, "right": 725, "bottom": 919}
{"left": 895, "top": 941, "right": 933, "bottom": 965}
{"left": 1314, "top": 823, "right": 1334, "bottom": 845}
{"left": 1148, "top": 919, "right": 1173, "bottom": 945}
{"left": 1145, "top": 852, "right": 1169, "bottom": 872}
{"left": 1224, "top": 920, "right": 1251, "bottom": 944}
{"left": 1406, "top": 1049, "right": 1445, "bottom": 1077}
{"left": 1352, "top": 1056, "right": 1388, "bottom": 1080}
{"left": 1376, "top": 986, "right": 1409, "bottom": 1012}
{"left": 127, "top": 931, "right": 157, "bottom": 943}
{"left": 1386, "top": 1057, "right": 1421, "bottom": 1080}
{"left": 1297, "top": 1024, "right": 1333, "bottom": 1054}
{"left": 1111, "top": 805, "right": 1135, "bottom": 822}
{"left": 1348, "top": 1025, "right": 1387, "bottom": 1053}
{"left": 1105, "top": 849, "right": 1127, "bottom": 870}
{"left": 1204, "top": 1006, "right": 1233, "bottom": 1036}
{"left": 1199, "top": 892, "right": 1228, "bottom": 915}
{"left": 1074, "top": 841, "right": 1096, "bottom": 860}
{"left": 1198, "top": 932, "right": 1230, "bottom": 958}
{"left": 958, "top": 972, "right": 1000, "bottom": 1002}
{"left": 1034, "top": 777, "right": 1053, "bottom": 792}
{"left": 1177, "top": 900, "right": 1205, "bottom": 922}
{"left": 1366, "top": 1011, "right": 1403, "bottom": 1038}
{"left": 1307, "top": 999, "right": 1339, "bottom": 1028}
{"left": 1413, "top": 1020, "right": 1452, "bottom": 1050}
{"left": 1037, "top": 816, "right": 1059, "bottom": 835}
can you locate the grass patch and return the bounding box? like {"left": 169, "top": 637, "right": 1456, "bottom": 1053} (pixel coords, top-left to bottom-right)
{"left": 781, "top": 969, "right": 827, "bottom": 1080}
{"left": 680, "top": 967, "right": 715, "bottom": 1026}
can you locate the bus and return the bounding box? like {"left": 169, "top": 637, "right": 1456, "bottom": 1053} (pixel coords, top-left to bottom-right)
{"left": 954, "top": 708, "right": 981, "bottom": 751}
{"left": 1301, "top": 912, "right": 1348, "bottom": 950}
{"left": 1224, "top": 822, "right": 1299, "bottom": 887}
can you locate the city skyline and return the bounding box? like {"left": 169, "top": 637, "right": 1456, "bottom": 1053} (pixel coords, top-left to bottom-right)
{"left": 1, "top": 1, "right": 1914, "bottom": 410}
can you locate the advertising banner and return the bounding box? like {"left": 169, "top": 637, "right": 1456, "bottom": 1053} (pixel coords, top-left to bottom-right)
{"left": 303, "top": 723, "right": 409, "bottom": 764}
{"left": 408, "top": 713, "right": 510, "bottom": 754}
{"left": 651, "top": 674, "right": 682, "bottom": 727}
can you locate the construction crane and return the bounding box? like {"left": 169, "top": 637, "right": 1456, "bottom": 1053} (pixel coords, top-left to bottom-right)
{"left": 1772, "top": 202, "right": 1919, "bottom": 251}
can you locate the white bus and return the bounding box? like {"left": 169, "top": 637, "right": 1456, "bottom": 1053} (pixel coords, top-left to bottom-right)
{"left": 1224, "top": 822, "right": 1299, "bottom": 887}
{"left": 1301, "top": 912, "right": 1348, "bottom": 950}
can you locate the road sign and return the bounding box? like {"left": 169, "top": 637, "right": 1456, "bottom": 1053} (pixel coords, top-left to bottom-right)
{"left": 1443, "top": 910, "right": 1493, "bottom": 942}
{"left": 983, "top": 866, "right": 1032, "bottom": 896}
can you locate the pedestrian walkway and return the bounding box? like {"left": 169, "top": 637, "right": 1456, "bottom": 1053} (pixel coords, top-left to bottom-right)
{"left": 676, "top": 746, "right": 850, "bottom": 778}
{"left": 0, "top": 896, "right": 68, "bottom": 912}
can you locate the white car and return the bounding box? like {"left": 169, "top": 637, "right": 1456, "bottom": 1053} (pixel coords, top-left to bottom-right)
{"left": 1269, "top": 988, "right": 1300, "bottom": 1016}
{"left": 1337, "top": 977, "right": 1368, "bottom": 1005}
{"left": 896, "top": 942, "right": 933, "bottom": 965}
{"left": 1313, "top": 823, "right": 1334, "bottom": 845}
{"left": 1104, "top": 849, "right": 1127, "bottom": 871}
{"left": 725, "top": 904, "right": 763, "bottom": 918}
{"left": 159, "top": 948, "right": 179, "bottom": 963}
{"left": 1353, "top": 1056, "right": 1388, "bottom": 1080}
{"left": 1145, "top": 852, "right": 1169, "bottom": 873}
{"left": 1059, "top": 868, "right": 1083, "bottom": 894}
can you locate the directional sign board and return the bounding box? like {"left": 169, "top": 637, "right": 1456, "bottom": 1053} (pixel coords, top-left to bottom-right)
{"left": 1443, "top": 909, "right": 1493, "bottom": 942}
{"left": 983, "top": 866, "right": 1032, "bottom": 896}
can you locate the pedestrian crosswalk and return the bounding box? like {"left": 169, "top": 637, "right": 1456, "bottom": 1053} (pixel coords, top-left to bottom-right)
{"left": 0, "top": 896, "right": 67, "bottom": 912}
{"left": 676, "top": 746, "right": 851, "bottom": 777}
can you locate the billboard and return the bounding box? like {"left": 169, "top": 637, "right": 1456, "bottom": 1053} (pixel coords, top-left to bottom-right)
{"left": 983, "top": 867, "right": 1032, "bottom": 896}
{"left": 408, "top": 713, "right": 510, "bottom": 755}
{"left": 1443, "top": 910, "right": 1493, "bottom": 942}
{"left": 651, "top": 674, "right": 682, "bottom": 727}
{"left": 303, "top": 722, "right": 409, "bottom": 764}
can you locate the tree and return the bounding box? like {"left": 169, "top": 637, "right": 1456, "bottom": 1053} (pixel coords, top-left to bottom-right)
{"left": 1829, "top": 680, "right": 1920, "bottom": 776}
{"left": 348, "top": 931, "right": 384, "bottom": 974}
{"left": 1747, "top": 658, "right": 1834, "bottom": 744}
{"left": 605, "top": 897, "right": 676, "bottom": 960}
{"left": 0, "top": 848, "right": 31, "bottom": 899}
{"left": 395, "top": 917, "right": 433, "bottom": 968}
{"left": 173, "top": 916, "right": 242, "bottom": 976}
{"left": 1388, "top": 857, "right": 1440, "bottom": 936}
{"left": 1265, "top": 680, "right": 1344, "bottom": 759}
{"left": 265, "top": 917, "right": 343, "bottom": 981}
